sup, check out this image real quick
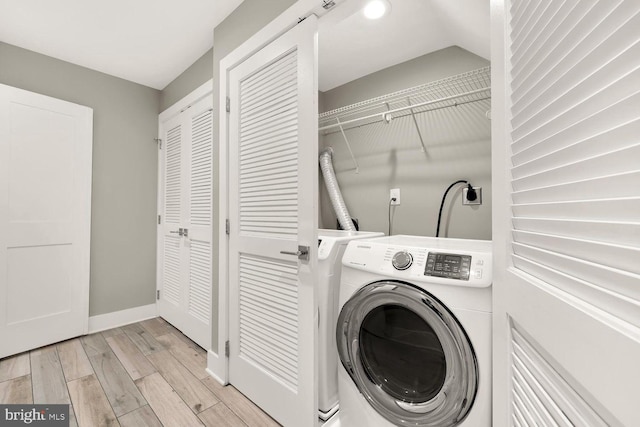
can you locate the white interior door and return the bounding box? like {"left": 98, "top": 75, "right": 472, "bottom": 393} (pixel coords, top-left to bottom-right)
{"left": 227, "top": 16, "right": 318, "bottom": 427}
{"left": 0, "top": 84, "right": 92, "bottom": 358}
{"left": 158, "top": 93, "right": 213, "bottom": 350}
{"left": 492, "top": 1, "right": 640, "bottom": 426}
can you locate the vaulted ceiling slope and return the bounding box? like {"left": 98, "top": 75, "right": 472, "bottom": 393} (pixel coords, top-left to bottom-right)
{"left": 319, "top": 0, "right": 490, "bottom": 91}
{"left": 0, "top": 0, "right": 244, "bottom": 89}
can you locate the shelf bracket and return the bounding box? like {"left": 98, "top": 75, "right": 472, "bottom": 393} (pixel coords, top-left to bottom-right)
{"left": 383, "top": 102, "right": 392, "bottom": 123}
{"left": 407, "top": 97, "right": 427, "bottom": 153}
{"left": 336, "top": 117, "right": 359, "bottom": 173}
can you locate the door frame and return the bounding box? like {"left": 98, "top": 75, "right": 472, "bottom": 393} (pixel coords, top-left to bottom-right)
{"left": 489, "top": 1, "right": 510, "bottom": 425}
{"left": 157, "top": 79, "right": 213, "bottom": 131}
{"left": 213, "top": 0, "right": 362, "bottom": 382}
{"left": 156, "top": 79, "right": 212, "bottom": 339}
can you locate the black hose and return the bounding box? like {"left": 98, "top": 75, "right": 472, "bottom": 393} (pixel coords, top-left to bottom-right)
{"left": 436, "top": 180, "right": 468, "bottom": 237}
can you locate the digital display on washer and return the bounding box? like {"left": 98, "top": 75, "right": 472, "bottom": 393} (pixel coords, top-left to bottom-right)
{"left": 424, "top": 252, "right": 471, "bottom": 280}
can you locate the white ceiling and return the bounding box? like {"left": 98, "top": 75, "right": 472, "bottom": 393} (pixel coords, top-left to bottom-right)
{"left": 0, "top": 0, "right": 489, "bottom": 92}
{"left": 0, "top": 0, "right": 244, "bottom": 90}
{"left": 319, "top": 0, "right": 490, "bottom": 91}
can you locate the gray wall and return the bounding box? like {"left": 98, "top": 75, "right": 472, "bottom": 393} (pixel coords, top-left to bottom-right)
{"left": 320, "top": 46, "right": 492, "bottom": 240}
{"left": 0, "top": 42, "right": 160, "bottom": 316}
{"left": 160, "top": 48, "right": 213, "bottom": 112}
{"left": 210, "top": 0, "right": 297, "bottom": 351}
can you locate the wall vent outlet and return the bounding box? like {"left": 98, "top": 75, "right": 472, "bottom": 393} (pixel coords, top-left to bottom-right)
{"left": 462, "top": 186, "right": 482, "bottom": 205}
{"left": 390, "top": 188, "right": 401, "bottom": 205}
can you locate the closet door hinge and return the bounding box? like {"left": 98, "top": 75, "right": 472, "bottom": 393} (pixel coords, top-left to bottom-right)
{"left": 226, "top": 97, "right": 231, "bottom": 113}
{"left": 154, "top": 138, "right": 162, "bottom": 149}
{"left": 225, "top": 340, "right": 230, "bottom": 357}
{"left": 158, "top": 215, "right": 161, "bottom": 224}
{"left": 156, "top": 290, "right": 160, "bottom": 300}
{"left": 322, "top": 0, "right": 336, "bottom": 10}
{"left": 225, "top": 219, "right": 230, "bottom": 235}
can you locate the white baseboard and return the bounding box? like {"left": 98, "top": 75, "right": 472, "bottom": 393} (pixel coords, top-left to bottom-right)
{"left": 88, "top": 303, "right": 157, "bottom": 334}
{"left": 206, "top": 349, "right": 228, "bottom": 385}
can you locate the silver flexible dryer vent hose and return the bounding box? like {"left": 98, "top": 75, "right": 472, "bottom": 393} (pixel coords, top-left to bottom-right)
{"left": 319, "top": 148, "right": 356, "bottom": 231}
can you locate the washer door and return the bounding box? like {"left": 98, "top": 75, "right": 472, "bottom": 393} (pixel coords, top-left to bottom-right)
{"left": 336, "top": 281, "right": 478, "bottom": 427}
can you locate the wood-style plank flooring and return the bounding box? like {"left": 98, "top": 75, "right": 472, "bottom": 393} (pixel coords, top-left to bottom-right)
{"left": 0, "top": 317, "right": 280, "bottom": 427}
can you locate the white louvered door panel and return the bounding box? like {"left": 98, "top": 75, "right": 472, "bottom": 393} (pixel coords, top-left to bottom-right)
{"left": 165, "top": 123, "right": 182, "bottom": 225}
{"left": 158, "top": 93, "right": 213, "bottom": 350}
{"left": 160, "top": 114, "right": 184, "bottom": 310}
{"left": 162, "top": 235, "right": 181, "bottom": 305}
{"left": 492, "top": 1, "right": 640, "bottom": 426}
{"left": 184, "top": 101, "right": 213, "bottom": 348}
{"left": 238, "top": 254, "right": 299, "bottom": 390}
{"left": 227, "top": 16, "right": 318, "bottom": 427}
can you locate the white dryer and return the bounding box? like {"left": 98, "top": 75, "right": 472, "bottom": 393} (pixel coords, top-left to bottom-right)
{"left": 335, "top": 235, "right": 492, "bottom": 427}
{"left": 317, "top": 229, "right": 384, "bottom": 421}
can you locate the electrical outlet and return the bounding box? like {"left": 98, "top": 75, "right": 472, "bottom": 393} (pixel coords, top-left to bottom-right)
{"left": 462, "top": 186, "right": 482, "bottom": 205}
{"left": 390, "top": 188, "right": 400, "bottom": 205}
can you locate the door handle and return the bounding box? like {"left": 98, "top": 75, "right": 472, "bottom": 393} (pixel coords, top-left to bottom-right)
{"left": 280, "top": 245, "right": 310, "bottom": 261}
{"left": 169, "top": 228, "right": 188, "bottom": 237}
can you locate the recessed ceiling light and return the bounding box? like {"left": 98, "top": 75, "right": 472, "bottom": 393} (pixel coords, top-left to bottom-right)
{"left": 363, "top": 0, "right": 391, "bottom": 20}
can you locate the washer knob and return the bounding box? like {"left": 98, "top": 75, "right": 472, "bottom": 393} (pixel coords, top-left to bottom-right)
{"left": 392, "top": 251, "right": 413, "bottom": 270}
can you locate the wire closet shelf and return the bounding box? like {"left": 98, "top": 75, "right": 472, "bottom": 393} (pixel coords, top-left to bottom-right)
{"left": 318, "top": 66, "right": 491, "bottom": 172}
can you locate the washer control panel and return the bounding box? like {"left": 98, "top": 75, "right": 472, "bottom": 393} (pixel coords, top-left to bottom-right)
{"left": 342, "top": 236, "right": 492, "bottom": 288}
{"left": 425, "top": 252, "right": 472, "bottom": 280}
{"left": 392, "top": 251, "right": 413, "bottom": 270}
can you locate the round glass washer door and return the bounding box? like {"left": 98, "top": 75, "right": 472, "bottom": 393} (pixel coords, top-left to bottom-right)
{"left": 336, "top": 281, "right": 478, "bottom": 427}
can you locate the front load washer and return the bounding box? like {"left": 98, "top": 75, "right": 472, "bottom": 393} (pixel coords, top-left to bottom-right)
{"left": 317, "top": 229, "right": 384, "bottom": 420}
{"left": 336, "top": 235, "right": 492, "bottom": 427}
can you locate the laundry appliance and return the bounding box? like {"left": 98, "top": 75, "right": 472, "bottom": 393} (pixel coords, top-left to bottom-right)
{"left": 335, "top": 235, "right": 492, "bottom": 427}
{"left": 317, "top": 229, "right": 384, "bottom": 420}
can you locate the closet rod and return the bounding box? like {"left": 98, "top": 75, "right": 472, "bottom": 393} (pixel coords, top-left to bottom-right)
{"left": 319, "top": 86, "right": 490, "bottom": 132}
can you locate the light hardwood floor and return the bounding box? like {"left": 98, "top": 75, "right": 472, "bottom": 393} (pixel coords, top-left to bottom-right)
{"left": 0, "top": 317, "right": 280, "bottom": 427}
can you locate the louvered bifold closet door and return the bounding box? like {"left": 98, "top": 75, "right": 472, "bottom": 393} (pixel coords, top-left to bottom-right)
{"left": 504, "top": 1, "right": 640, "bottom": 425}
{"left": 158, "top": 93, "right": 213, "bottom": 350}
{"left": 227, "top": 16, "right": 318, "bottom": 427}
{"left": 510, "top": 0, "right": 640, "bottom": 332}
